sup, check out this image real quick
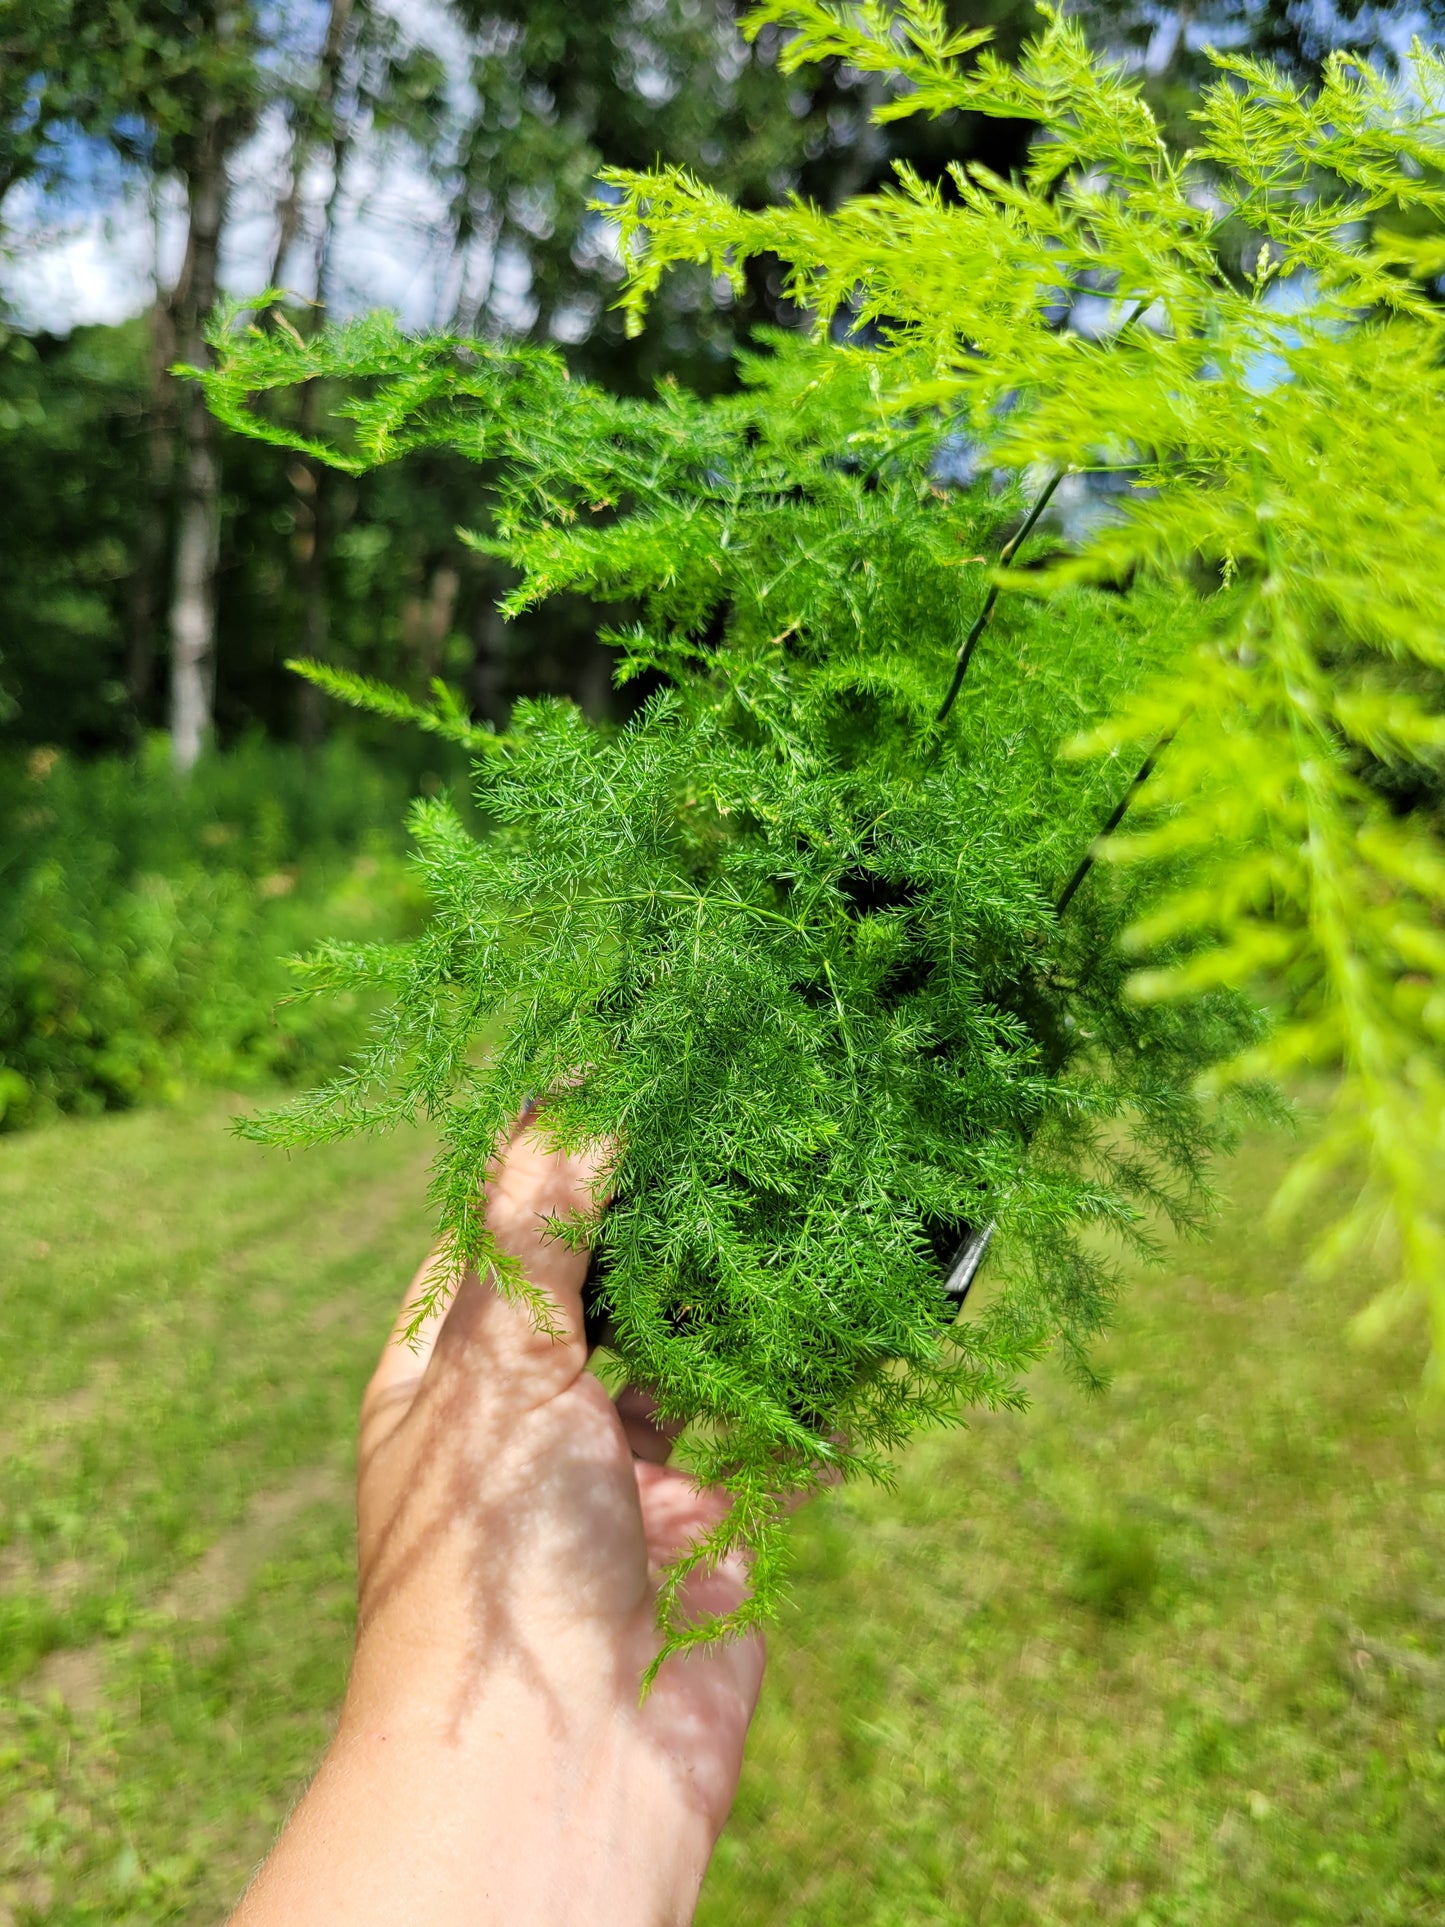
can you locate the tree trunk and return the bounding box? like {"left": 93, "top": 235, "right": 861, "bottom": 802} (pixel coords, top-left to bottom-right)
{"left": 127, "top": 292, "right": 177, "bottom": 735}
{"left": 167, "top": 103, "right": 232, "bottom": 773}
{"left": 268, "top": 0, "right": 357, "bottom": 293}
{"left": 292, "top": 445, "right": 332, "bottom": 750}
{"left": 403, "top": 563, "right": 461, "bottom": 682}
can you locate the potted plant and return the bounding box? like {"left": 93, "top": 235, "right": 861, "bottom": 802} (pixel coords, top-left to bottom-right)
{"left": 198, "top": 3, "right": 1445, "bottom": 1660}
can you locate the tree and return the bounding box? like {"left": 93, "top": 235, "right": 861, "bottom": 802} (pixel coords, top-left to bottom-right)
{"left": 167, "top": 5, "right": 267, "bottom": 770}
{"left": 1082, "top": 0, "right": 1445, "bottom": 90}
{"left": 370, "top": 0, "right": 1049, "bottom": 720}
{"left": 0, "top": 0, "right": 175, "bottom": 214}
{"left": 266, "top": 0, "right": 365, "bottom": 747}
{"left": 431, "top": 0, "right": 1045, "bottom": 384}
{"left": 23, "top": 0, "right": 1420, "bottom": 768}
{"left": 0, "top": 0, "right": 272, "bottom": 766}
{"left": 3, "top": 0, "right": 1060, "bottom": 753}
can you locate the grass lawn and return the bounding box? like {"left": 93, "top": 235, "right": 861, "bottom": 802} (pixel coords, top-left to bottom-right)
{"left": 1, "top": 1097, "right": 1442, "bottom": 1924}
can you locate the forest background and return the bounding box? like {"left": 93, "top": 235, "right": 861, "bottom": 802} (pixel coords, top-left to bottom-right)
{"left": 4, "top": 0, "right": 1441, "bottom": 1124}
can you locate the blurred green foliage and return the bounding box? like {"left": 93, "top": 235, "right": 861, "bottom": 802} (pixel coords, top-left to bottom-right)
{"left": 0, "top": 325, "right": 149, "bottom": 746}
{"left": 1068, "top": 1513, "right": 1161, "bottom": 1618}
{"left": 0, "top": 736, "right": 430, "bottom": 1127}
{"left": 0, "top": 0, "right": 1063, "bottom": 763}
{"left": 0, "top": 319, "right": 561, "bottom": 750}
{"left": 7, "top": 0, "right": 1432, "bottom": 768}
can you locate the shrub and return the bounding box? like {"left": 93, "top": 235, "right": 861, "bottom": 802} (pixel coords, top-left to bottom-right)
{"left": 609, "top": 3, "right": 1445, "bottom": 1376}
{"left": 0, "top": 737, "right": 424, "bottom": 1126}
{"left": 197, "top": 328, "right": 1265, "bottom": 1665}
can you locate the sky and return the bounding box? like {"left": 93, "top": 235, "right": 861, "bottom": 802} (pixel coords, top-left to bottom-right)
{"left": 1, "top": 0, "right": 484, "bottom": 336}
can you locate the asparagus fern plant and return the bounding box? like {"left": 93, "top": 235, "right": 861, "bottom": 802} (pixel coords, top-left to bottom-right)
{"left": 197, "top": 3, "right": 1445, "bottom": 1660}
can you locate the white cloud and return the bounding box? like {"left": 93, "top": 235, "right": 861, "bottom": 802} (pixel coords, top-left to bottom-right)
{"left": 1, "top": 179, "right": 171, "bottom": 331}
{"left": 2, "top": 143, "right": 470, "bottom": 337}
{"left": 1, "top": 0, "right": 479, "bottom": 335}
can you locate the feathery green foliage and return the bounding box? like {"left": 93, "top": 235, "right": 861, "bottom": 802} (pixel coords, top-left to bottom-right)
{"left": 196, "top": 4, "right": 1445, "bottom": 1655}
{"left": 607, "top": 1, "right": 1445, "bottom": 1384}
{"left": 198, "top": 306, "right": 1266, "bottom": 1659}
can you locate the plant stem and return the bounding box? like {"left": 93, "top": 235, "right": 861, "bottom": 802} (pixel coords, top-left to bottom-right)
{"left": 934, "top": 465, "right": 1067, "bottom": 725}
{"left": 933, "top": 296, "right": 1157, "bottom": 729}
{"left": 501, "top": 884, "right": 804, "bottom": 937}
{"left": 1054, "top": 730, "right": 1174, "bottom": 918}
{"left": 947, "top": 722, "right": 1173, "bottom": 1317}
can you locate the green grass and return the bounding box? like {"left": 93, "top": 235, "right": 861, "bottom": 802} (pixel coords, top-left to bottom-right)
{"left": 1, "top": 1101, "right": 1442, "bottom": 1924}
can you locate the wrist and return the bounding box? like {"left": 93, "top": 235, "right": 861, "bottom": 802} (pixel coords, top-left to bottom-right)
{"left": 318, "top": 1647, "right": 716, "bottom": 1925}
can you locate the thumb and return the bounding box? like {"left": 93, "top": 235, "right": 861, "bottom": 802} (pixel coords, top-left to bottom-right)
{"left": 425, "top": 1118, "right": 612, "bottom": 1407}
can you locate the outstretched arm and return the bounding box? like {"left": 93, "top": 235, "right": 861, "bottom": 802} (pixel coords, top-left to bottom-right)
{"left": 230, "top": 1121, "right": 764, "bottom": 1926}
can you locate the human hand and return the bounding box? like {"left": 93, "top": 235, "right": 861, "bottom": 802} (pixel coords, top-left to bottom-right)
{"left": 231, "top": 1117, "right": 764, "bottom": 1926}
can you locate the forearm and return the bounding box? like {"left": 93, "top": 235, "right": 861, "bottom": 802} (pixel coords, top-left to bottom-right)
{"left": 230, "top": 1670, "right": 715, "bottom": 1926}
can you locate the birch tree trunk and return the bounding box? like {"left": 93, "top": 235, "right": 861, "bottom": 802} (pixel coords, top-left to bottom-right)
{"left": 168, "top": 101, "right": 232, "bottom": 773}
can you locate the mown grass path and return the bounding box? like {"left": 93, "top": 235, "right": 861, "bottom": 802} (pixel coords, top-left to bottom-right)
{"left": 1, "top": 1099, "right": 1442, "bottom": 1923}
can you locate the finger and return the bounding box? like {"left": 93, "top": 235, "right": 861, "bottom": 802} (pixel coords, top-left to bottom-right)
{"left": 361, "top": 1242, "right": 458, "bottom": 1443}
{"left": 363, "top": 1098, "right": 600, "bottom": 1427}
{"left": 615, "top": 1383, "right": 686, "bottom": 1465}
{"left": 365, "top": 1098, "right": 545, "bottom": 1393}
{"left": 425, "top": 1118, "right": 613, "bottom": 1406}
{"left": 634, "top": 1461, "right": 736, "bottom": 1572}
